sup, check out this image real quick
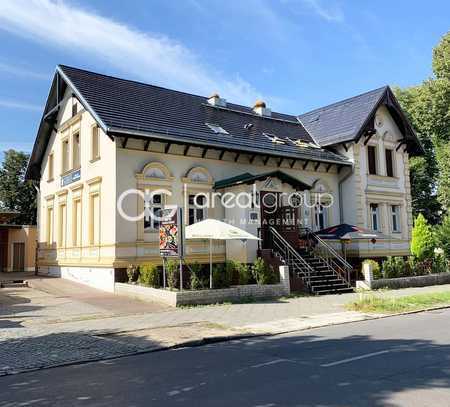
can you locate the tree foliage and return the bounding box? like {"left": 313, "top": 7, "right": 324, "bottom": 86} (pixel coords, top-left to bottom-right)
{"left": 435, "top": 214, "right": 450, "bottom": 259}
{"left": 0, "top": 150, "right": 37, "bottom": 225}
{"left": 411, "top": 214, "right": 435, "bottom": 260}
{"left": 394, "top": 31, "right": 450, "bottom": 220}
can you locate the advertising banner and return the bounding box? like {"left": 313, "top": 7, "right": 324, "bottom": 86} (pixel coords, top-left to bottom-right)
{"left": 159, "top": 206, "right": 184, "bottom": 257}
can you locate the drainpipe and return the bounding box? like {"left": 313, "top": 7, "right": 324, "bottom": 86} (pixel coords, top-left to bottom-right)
{"left": 338, "top": 166, "right": 353, "bottom": 224}
{"left": 33, "top": 183, "right": 40, "bottom": 276}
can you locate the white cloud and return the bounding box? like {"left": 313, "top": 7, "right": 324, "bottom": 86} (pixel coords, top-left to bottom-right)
{"left": 301, "top": 0, "right": 344, "bottom": 23}
{"left": 0, "top": 0, "right": 265, "bottom": 106}
{"left": 0, "top": 99, "right": 41, "bottom": 111}
{"left": 0, "top": 62, "right": 48, "bottom": 80}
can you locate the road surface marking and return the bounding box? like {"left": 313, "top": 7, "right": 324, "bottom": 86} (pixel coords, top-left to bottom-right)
{"left": 250, "top": 359, "right": 289, "bottom": 369}
{"left": 321, "top": 350, "right": 391, "bottom": 367}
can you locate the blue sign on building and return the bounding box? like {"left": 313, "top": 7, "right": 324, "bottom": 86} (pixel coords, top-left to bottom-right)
{"left": 61, "top": 169, "right": 81, "bottom": 187}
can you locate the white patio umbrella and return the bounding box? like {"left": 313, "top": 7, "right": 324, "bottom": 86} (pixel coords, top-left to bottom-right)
{"left": 185, "top": 219, "right": 260, "bottom": 289}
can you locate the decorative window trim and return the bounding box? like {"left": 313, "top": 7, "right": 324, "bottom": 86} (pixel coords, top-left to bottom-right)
{"left": 181, "top": 166, "right": 213, "bottom": 186}
{"left": 136, "top": 162, "right": 174, "bottom": 186}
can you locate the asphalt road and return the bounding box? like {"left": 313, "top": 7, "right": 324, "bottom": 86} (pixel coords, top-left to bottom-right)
{"left": 2, "top": 309, "right": 450, "bottom": 407}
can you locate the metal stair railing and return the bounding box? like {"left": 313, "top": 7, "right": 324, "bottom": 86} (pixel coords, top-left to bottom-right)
{"left": 302, "top": 228, "right": 353, "bottom": 287}
{"left": 268, "top": 226, "right": 316, "bottom": 288}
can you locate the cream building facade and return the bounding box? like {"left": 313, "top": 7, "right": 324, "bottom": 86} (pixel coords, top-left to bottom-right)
{"left": 26, "top": 66, "right": 422, "bottom": 292}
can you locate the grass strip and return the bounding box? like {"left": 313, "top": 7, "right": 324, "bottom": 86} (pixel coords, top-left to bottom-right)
{"left": 347, "top": 291, "right": 450, "bottom": 313}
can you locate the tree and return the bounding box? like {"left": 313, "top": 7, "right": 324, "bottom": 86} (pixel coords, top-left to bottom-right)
{"left": 0, "top": 150, "right": 37, "bottom": 225}
{"left": 411, "top": 214, "right": 435, "bottom": 260}
{"left": 394, "top": 31, "right": 450, "bottom": 220}
{"left": 435, "top": 214, "right": 450, "bottom": 259}
{"left": 394, "top": 85, "right": 441, "bottom": 222}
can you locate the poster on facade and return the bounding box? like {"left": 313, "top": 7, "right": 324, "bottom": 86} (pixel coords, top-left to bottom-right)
{"left": 159, "top": 206, "right": 184, "bottom": 257}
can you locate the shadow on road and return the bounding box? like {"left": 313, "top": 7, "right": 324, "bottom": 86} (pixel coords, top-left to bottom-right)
{"left": 0, "top": 325, "right": 450, "bottom": 406}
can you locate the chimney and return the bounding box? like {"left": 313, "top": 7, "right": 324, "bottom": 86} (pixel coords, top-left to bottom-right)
{"left": 207, "top": 93, "right": 226, "bottom": 107}
{"left": 253, "top": 100, "right": 271, "bottom": 117}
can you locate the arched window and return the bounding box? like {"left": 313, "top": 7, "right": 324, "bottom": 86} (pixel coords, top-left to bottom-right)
{"left": 138, "top": 162, "right": 173, "bottom": 180}
{"left": 182, "top": 167, "right": 213, "bottom": 225}
{"left": 183, "top": 166, "right": 213, "bottom": 184}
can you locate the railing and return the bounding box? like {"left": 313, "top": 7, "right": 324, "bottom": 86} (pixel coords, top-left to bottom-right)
{"left": 302, "top": 228, "right": 353, "bottom": 286}
{"left": 265, "top": 226, "right": 316, "bottom": 288}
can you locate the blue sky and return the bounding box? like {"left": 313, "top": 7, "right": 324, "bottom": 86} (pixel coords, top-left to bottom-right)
{"left": 0, "top": 0, "right": 448, "bottom": 160}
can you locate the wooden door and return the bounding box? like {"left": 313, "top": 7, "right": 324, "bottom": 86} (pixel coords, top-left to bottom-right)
{"left": 0, "top": 230, "right": 8, "bottom": 272}
{"left": 13, "top": 242, "right": 25, "bottom": 271}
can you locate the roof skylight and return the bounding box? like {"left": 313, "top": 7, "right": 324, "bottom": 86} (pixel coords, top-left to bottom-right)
{"left": 205, "top": 123, "right": 229, "bottom": 134}
{"left": 263, "top": 133, "right": 285, "bottom": 144}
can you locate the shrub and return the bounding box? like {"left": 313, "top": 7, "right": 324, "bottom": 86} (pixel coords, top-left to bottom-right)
{"left": 411, "top": 214, "right": 435, "bottom": 260}
{"left": 189, "top": 262, "right": 205, "bottom": 290}
{"left": 382, "top": 257, "right": 410, "bottom": 279}
{"left": 435, "top": 215, "right": 450, "bottom": 259}
{"left": 237, "top": 262, "right": 252, "bottom": 285}
{"left": 410, "top": 258, "right": 433, "bottom": 276}
{"left": 361, "top": 259, "right": 381, "bottom": 279}
{"left": 212, "top": 263, "right": 232, "bottom": 289}
{"left": 252, "top": 258, "right": 278, "bottom": 285}
{"left": 127, "top": 264, "right": 138, "bottom": 283}
{"left": 166, "top": 259, "right": 179, "bottom": 289}
{"left": 138, "top": 264, "right": 160, "bottom": 287}
{"left": 432, "top": 254, "right": 448, "bottom": 274}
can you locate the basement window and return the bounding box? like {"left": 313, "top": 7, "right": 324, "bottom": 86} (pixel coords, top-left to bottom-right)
{"left": 205, "top": 123, "right": 229, "bottom": 134}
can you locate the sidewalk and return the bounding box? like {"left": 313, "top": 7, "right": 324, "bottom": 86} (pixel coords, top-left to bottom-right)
{"left": 2, "top": 280, "right": 450, "bottom": 375}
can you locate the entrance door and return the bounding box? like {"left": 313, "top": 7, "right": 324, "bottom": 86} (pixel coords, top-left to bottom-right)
{"left": 260, "top": 192, "right": 299, "bottom": 249}
{"left": 0, "top": 230, "right": 7, "bottom": 272}
{"left": 12, "top": 242, "right": 25, "bottom": 271}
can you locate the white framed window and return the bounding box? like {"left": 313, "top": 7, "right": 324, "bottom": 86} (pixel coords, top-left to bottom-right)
{"left": 391, "top": 205, "right": 401, "bottom": 232}
{"left": 62, "top": 138, "right": 69, "bottom": 173}
{"left": 46, "top": 206, "right": 54, "bottom": 245}
{"left": 58, "top": 203, "right": 66, "bottom": 247}
{"left": 72, "top": 131, "right": 81, "bottom": 169}
{"left": 367, "top": 145, "right": 377, "bottom": 175}
{"left": 91, "top": 126, "right": 100, "bottom": 160}
{"left": 188, "top": 194, "right": 206, "bottom": 225}
{"left": 385, "top": 149, "right": 394, "bottom": 177}
{"left": 314, "top": 204, "right": 328, "bottom": 231}
{"left": 89, "top": 193, "right": 100, "bottom": 245}
{"left": 72, "top": 198, "right": 82, "bottom": 247}
{"left": 370, "top": 203, "right": 380, "bottom": 231}
{"left": 48, "top": 153, "right": 54, "bottom": 181}
{"left": 144, "top": 193, "right": 164, "bottom": 232}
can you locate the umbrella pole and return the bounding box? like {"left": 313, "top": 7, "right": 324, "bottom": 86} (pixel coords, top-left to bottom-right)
{"left": 210, "top": 239, "right": 213, "bottom": 289}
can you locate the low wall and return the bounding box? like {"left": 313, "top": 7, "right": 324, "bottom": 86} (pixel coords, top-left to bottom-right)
{"left": 115, "top": 282, "right": 288, "bottom": 306}
{"left": 115, "top": 266, "right": 290, "bottom": 307}
{"left": 370, "top": 272, "right": 450, "bottom": 290}
{"left": 38, "top": 266, "right": 115, "bottom": 293}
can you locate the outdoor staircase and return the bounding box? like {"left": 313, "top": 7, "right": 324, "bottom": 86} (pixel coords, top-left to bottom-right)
{"left": 267, "top": 226, "right": 353, "bottom": 295}
{"left": 296, "top": 247, "right": 353, "bottom": 295}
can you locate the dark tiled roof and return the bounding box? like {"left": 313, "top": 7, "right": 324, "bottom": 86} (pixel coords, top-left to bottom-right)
{"left": 298, "top": 87, "right": 387, "bottom": 146}
{"left": 214, "top": 170, "right": 312, "bottom": 190}
{"left": 58, "top": 65, "right": 349, "bottom": 165}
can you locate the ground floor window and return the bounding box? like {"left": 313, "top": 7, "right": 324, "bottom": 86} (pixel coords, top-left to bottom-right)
{"left": 314, "top": 204, "right": 328, "bottom": 231}
{"left": 188, "top": 194, "right": 206, "bottom": 225}
{"left": 370, "top": 203, "right": 380, "bottom": 231}
{"left": 144, "top": 193, "right": 164, "bottom": 232}
{"left": 391, "top": 205, "right": 401, "bottom": 232}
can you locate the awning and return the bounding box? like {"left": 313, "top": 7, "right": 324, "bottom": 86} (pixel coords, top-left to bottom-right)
{"left": 315, "top": 224, "right": 390, "bottom": 241}
{"left": 214, "top": 170, "right": 311, "bottom": 190}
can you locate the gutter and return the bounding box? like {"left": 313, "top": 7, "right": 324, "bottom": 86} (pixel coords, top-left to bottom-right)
{"left": 107, "top": 126, "right": 352, "bottom": 167}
